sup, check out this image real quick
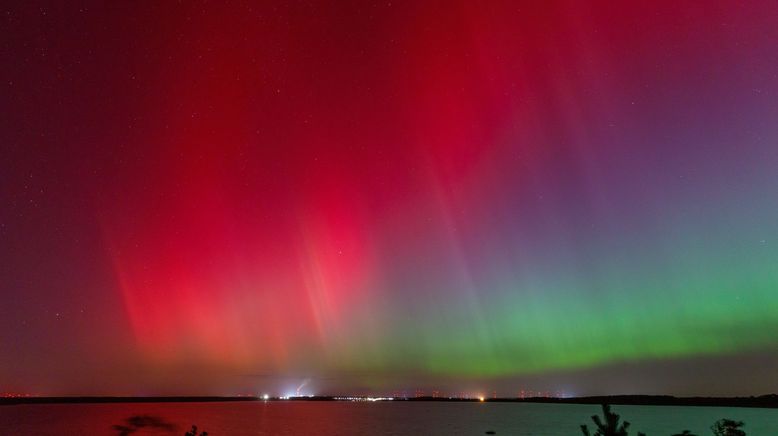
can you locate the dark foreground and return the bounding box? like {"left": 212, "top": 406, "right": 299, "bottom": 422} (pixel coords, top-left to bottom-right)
{"left": 1, "top": 401, "right": 777, "bottom": 435}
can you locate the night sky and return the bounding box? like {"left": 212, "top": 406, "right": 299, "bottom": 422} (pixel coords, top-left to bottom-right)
{"left": 2, "top": 1, "right": 778, "bottom": 397}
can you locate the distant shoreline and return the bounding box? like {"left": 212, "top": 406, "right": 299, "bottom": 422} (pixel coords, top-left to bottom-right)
{"left": 3, "top": 394, "right": 777, "bottom": 409}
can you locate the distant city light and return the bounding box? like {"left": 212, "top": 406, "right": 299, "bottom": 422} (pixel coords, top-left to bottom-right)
{"left": 262, "top": 394, "right": 269, "bottom": 400}
{"left": 479, "top": 396, "right": 485, "bottom": 402}
{"left": 334, "top": 396, "right": 394, "bottom": 402}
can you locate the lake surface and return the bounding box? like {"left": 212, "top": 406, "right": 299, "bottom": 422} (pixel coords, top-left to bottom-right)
{"left": 1, "top": 401, "right": 777, "bottom": 435}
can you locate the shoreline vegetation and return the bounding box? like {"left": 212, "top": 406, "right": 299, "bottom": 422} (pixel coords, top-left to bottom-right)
{"left": 2, "top": 394, "right": 776, "bottom": 408}
{"left": 579, "top": 404, "right": 748, "bottom": 436}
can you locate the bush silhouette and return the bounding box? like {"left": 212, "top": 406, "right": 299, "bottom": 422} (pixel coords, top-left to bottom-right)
{"left": 671, "top": 431, "right": 697, "bottom": 436}
{"left": 711, "top": 419, "right": 745, "bottom": 436}
{"left": 112, "top": 415, "right": 176, "bottom": 435}
{"left": 184, "top": 424, "right": 208, "bottom": 436}
{"left": 580, "top": 404, "right": 645, "bottom": 436}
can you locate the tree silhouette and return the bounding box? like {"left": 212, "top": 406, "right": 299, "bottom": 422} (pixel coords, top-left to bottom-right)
{"left": 711, "top": 419, "right": 745, "bottom": 436}
{"left": 580, "top": 404, "right": 645, "bottom": 436}
{"left": 672, "top": 431, "right": 697, "bottom": 436}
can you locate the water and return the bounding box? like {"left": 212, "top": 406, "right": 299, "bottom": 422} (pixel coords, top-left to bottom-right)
{"left": 1, "top": 401, "right": 777, "bottom": 435}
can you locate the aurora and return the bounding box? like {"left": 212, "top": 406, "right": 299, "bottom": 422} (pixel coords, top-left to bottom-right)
{"left": 2, "top": 1, "right": 778, "bottom": 397}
